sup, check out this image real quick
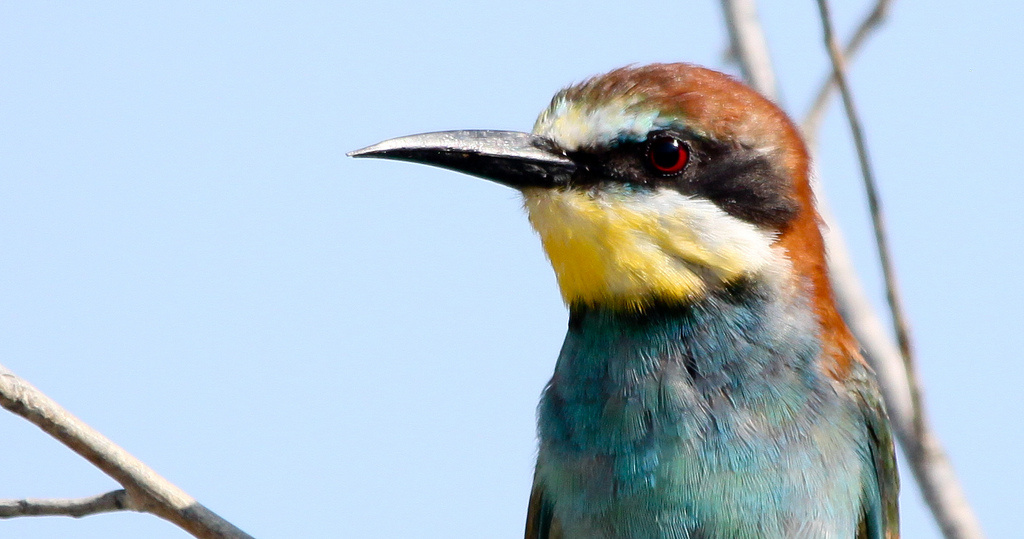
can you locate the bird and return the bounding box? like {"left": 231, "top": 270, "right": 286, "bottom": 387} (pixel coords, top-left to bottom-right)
{"left": 350, "top": 63, "right": 899, "bottom": 539}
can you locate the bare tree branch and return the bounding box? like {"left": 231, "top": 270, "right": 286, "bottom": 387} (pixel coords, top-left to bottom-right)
{"left": 719, "top": 1, "right": 985, "bottom": 538}
{"left": 0, "top": 490, "right": 133, "bottom": 519}
{"left": 801, "top": 0, "right": 894, "bottom": 144}
{"left": 0, "top": 363, "right": 254, "bottom": 539}
{"left": 814, "top": 0, "right": 916, "bottom": 413}
{"left": 720, "top": 0, "right": 778, "bottom": 100}
{"left": 815, "top": 4, "right": 985, "bottom": 537}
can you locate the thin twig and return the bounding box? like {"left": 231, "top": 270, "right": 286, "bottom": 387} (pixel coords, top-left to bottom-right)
{"left": 814, "top": 1, "right": 984, "bottom": 537}
{"left": 814, "top": 0, "right": 918, "bottom": 428}
{"left": 720, "top": 0, "right": 778, "bottom": 100}
{"left": 0, "top": 490, "right": 133, "bottom": 519}
{"left": 0, "top": 363, "right": 254, "bottom": 539}
{"left": 801, "top": 0, "right": 894, "bottom": 145}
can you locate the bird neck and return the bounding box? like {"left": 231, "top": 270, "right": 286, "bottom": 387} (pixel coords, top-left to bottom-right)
{"left": 559, "top": 278, "right": 823, "bottom": 396}
{"left": 538, "top": 278, "right": 834, "bottom": 458}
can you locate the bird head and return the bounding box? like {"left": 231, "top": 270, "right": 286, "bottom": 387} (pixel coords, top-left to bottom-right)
{"left": 351, "top": 63, "right": 853, "bottom": 365}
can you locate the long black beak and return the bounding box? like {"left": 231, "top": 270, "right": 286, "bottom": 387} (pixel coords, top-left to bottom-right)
{"left": 348, "top": 130, "right": 574, "bottom": 189}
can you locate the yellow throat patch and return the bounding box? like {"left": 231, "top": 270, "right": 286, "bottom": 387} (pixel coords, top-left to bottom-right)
{"left": 522, "top": 186, "right": 780, "bottom": 309}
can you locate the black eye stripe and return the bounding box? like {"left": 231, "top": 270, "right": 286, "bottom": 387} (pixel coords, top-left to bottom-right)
{"left": 563, "top": 134, "right": 800, "bottom": 230}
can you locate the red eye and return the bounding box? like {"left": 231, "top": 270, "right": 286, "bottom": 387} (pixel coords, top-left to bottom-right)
{"left": 647, "top": 135, "right": 689, "bottom": 174}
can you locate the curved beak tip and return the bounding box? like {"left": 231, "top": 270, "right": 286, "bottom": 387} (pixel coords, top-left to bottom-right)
{"left": 347, "top": 139, "right": 403, "bottom": 159}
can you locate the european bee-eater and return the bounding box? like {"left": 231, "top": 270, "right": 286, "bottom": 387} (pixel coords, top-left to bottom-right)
{"left": 350, "top": 63, "right": 899, "bottom": 539}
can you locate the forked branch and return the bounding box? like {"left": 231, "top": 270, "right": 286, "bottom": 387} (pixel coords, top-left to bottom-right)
{"left": 814, "top": 3, "right": 984, "bottom": 536}
{"left": 720, "top": 0, "right": 985, "bottom": 537}
{"left": 0, "top": 363, "right": 254, "bottom": 539}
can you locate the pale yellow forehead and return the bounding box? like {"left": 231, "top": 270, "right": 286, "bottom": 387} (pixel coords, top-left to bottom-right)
{"left": 532, "top": 95, "right": 666, "bottom": 152}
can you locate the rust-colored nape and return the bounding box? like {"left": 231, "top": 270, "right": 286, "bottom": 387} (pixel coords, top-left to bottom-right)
{"left": 769, "top": 114, "right": 863, "bottom": 380}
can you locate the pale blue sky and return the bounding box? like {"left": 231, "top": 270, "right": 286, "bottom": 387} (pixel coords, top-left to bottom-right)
{"left": 1, "top": 1, "right": 1021, "bottom": 537}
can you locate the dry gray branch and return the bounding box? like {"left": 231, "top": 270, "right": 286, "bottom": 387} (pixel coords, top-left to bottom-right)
{"left": 0, "top": 363, "right": 254, "bottom": 539}
{"left": 0, "top": 490, "right": 133, "bottom": 519}
{"left": 720, "top": 0, "right": 778, "bottom": 99}
{"left": 814, "top": 0, "right": 916, "bottom": 401}
{"left": 814, "top": 2, "right": 983, "bottom": 536}
{"left": 720, "top": 1, "right": 985, "bottom": 537}
{"left": 801, "top": 0, "right": 894, "bottom": 145}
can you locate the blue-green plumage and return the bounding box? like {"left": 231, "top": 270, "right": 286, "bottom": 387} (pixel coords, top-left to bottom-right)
{"left": 534, "top": 281, "right": 884, "bottom": 538}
